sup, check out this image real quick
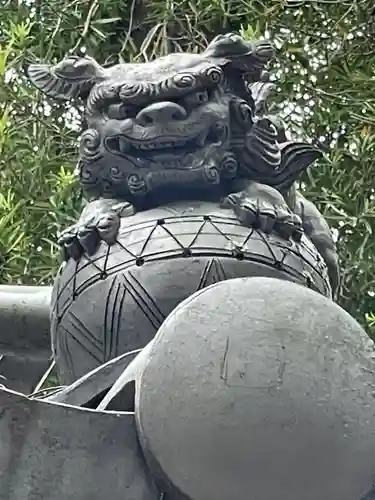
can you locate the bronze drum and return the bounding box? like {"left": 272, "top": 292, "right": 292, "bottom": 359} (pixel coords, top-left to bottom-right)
{"left": 50, "top": 201, "right": 331, "bottom": 384}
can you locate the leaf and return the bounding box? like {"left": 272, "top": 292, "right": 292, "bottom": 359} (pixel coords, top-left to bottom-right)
{"left": 140, "top": 23, "right": 164, "bottom": 55}
{"left": 93, "top": 17, "right": 122, "bottom": 25}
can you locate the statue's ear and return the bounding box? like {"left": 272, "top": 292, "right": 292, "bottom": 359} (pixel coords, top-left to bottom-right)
{"left": 26, "top": 55, "right": 106, "bottom": 101}
{"left": 203, "top": 33, "right": 274, "bottom": 77}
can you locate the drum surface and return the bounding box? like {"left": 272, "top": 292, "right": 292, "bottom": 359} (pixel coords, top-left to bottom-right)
{"left": 50, "top": 201, "right": 331, "bottom": 384}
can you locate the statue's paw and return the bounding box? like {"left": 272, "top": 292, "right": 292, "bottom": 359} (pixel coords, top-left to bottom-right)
{"left": 58, "top": 226, "right": 83, "bottom": 261}
{"left": 274, "top": 209, "right": 303, "bottom": 242}
{"left": 58, "top": 211, "right": 121, "bottom": 261}
{"left": 222, "top": 193, "right": 303, "bottom": 242}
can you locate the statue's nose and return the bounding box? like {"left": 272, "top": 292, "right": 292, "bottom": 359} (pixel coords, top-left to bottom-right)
{"left": 135, "top": 101, "right": 187, "bottom": 126}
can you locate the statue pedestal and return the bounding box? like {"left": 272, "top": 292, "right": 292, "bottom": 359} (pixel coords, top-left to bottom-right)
{"left": 0, "top": 386, "right": 157, "bottom": 500}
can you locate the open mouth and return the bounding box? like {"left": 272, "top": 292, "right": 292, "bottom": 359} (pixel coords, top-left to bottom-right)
{"left": 105, "top": 124, "right": 227, "bottom": 158}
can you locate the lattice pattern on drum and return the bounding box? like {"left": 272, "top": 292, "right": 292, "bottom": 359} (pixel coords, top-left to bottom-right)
{"left": 50, "top": 202, "right": 331, "bottom": 384}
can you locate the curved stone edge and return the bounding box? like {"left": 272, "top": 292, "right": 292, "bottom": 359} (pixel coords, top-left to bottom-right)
{"left": 0, "top": 385, "right": 159, "bottom": 500}
{"left": 0, "top": 286, "right": 52, "bottom": 394}
{"left": 46, "top": 349, "right": 141, "bottom": 407}
{"left": 135, "top": 277, "right": 375, "bottom": 500}
{"left": 0, "top": 285, "right": 52, "bottom": 357}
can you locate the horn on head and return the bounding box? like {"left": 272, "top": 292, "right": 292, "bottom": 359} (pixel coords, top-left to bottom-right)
{"left": 203, "top": 33, "right": 275, "bottom": 77}
{"left": 26, "top": 55, "right": 106, "bottom": 101}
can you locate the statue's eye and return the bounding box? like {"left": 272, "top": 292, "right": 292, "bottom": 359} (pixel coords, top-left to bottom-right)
{"left": 183, "top": 90, "right": 210, "bottom": 108}
{"left": 107, "top": 104, "right": 135, "bottom": 120}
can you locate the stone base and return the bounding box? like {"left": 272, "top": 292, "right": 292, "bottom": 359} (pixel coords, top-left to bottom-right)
{"left": 0, "top": 386, "right": 157, "bottom": 500}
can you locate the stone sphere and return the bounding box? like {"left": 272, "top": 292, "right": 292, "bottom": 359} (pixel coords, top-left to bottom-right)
{"left": 50, "top": 201, "right": 331, "bottom": 384}
{"left": 136, "top": 277, "right": 375, "bottom": 500}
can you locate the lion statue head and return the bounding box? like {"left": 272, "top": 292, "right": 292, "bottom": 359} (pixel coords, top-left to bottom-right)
{"left": 27, "top": 33, "right": 320, "bottom": 208}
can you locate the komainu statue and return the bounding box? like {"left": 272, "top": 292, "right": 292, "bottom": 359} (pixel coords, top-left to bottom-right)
{"left": 0, "top": 33, "right": 374, "bottom": 500}
{"left": 27, "top": 33, "right": 339, "bottom": 383}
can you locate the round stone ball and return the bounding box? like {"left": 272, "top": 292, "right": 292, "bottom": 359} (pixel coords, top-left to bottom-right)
{"left": 50, "top": 201, "right": 331, "bottom": 384}
{"left": 136, "top": 277, "right": 375, "bottom": 500}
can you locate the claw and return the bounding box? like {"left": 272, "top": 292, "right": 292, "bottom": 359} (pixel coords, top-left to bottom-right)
{"left": 241, "top": 202, "right": 258, "bottom": 215}
{"left": 59, "top": 245, "right": 70, "bottom": 263}
{"left": 58, "top": 230, "right": 82, "bottom": 261}
{"left": 290, "top": 213, "right": 304, "bottom": 242}
{"left": 220, "top": 193, "right": 241, "bottom": 209}
{"left": 292, "top": 226, "right": 304, "bottom": 242}
{"left": 227, "top": 184, "right": 304, "bottom": 242}
{"left": 238, "top": 201, "right": 258, "bottom": 227}
{"left": 272, "top": 207, "right": 294, "bottom": 240}
{"left": 77, "top": 225, "right": 100, "bottom": 255}
{"left": 257, "top": 201, "right": 277, "bottom": 233}
{"left": 277, "top": 221, "right": 295, "bottom": 240}
{"left": 96, "top": 212, "right": 120, "bottom": 245}
{"left": 57, "top": 229, "right": 77, "bottom": 247}
{"left": 65, "top": 238, "right": 84, "bottom": 261}
{"left": 56, "top": 205, "right": 127, "bottom": 262}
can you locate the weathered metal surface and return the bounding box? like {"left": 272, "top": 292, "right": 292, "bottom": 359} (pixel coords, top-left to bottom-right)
{"left": 50, "top": 203, "right": 331, "bottom": 386}
{"left": 0, "top": 286, "right": 52, "bottom": 394}
{"left": 134, "top": 277, "right": 375, "bottom": 500}
{"left": 0, "top": 355, "right": 51, "bottom": 394}
{"left": 47, "top": 349, "right": 140, "bottom": 408}
{"left": 0, "top": 30, "right": 365, "bottom": 500}
{"left": 0, "top": 286, "right": 52, "bottom": 358}
{"left": 27, "top": 33, "right": 338, "bottom": 386}
{"left": 0, "top": 386, "right": 158, "bottom": 500}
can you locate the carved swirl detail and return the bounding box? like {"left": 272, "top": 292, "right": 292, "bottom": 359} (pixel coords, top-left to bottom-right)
{"left": 86, "top": 83, "right": 119, "bottom": 115}
{"left": 109, "top": 165, "right": 127, "bottom": 183}
{"left": 172, "top": 73, "right": 197, "bottom": 89}
{"left": 119, "top": 83, "right": 151, "bottom": 102}
{"left": 203, "top": 164, "right": 220, "bottom": 184}
{"left": 219, "top": 152, "right": 238, "bottom": 179}
{"left": 238, "top": 102, "right": 254, "bottom": 128}
{"left": 28, "top": 32, "right": 322, "bottom": 207}
{"left": 79, "top": 128, "right": 103, "bottom": 163}
{"left": 127, "top": 174, "right": 148, "bottom": 195}
{"left": 203, "top": 66, "right": 223, "bottom": 85}
{"left": 229, "top": 98, "right": 254, "bottom": 135}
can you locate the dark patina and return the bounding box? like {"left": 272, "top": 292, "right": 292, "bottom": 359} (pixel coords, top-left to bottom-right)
{"left": 0, "top": 32, "right": 374, "bottom": 500}
{"left": 27, "top": 33, "right": 338, "bottom": 295}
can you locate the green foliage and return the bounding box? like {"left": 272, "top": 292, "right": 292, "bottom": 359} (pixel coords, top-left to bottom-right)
{"left": 0, "top": 0, "right": 374, "bottom": 336}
